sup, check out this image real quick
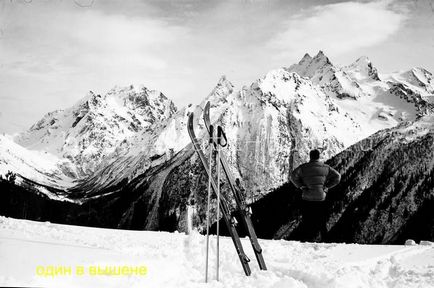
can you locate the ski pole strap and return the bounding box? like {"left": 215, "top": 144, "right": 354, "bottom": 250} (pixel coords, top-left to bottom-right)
{"left": 208, "top": 125, "right": 214, "bottom": 144}
{"left": 217, "top": 126, "right": 228, "bottom": 147}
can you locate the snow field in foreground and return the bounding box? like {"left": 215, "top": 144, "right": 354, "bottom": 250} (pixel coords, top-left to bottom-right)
{"left": 0, "top": 216, "right": 433, "bottom": 288}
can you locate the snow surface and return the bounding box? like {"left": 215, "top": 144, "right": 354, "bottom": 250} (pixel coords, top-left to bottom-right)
{"left": 1, "top": 217, "right": 433, "bottom": 288}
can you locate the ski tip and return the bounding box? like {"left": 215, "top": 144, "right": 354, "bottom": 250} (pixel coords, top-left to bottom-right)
{"left": 187, "top": 112, "right": 195, "bottom": 128}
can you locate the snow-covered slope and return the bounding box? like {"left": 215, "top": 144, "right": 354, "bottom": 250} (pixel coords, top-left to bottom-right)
{"left": 385, "top": 67, "right": 434, "bottom": 101}
{"left": 0, "top": 135, "right": 74, "bottom": 189}
{"left": 1, "top": 216, "right": 433, "bottom": 288}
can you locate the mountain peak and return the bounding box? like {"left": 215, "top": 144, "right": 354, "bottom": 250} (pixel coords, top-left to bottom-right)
{"left": 312, "top": 50, "right": 332, "bottom": 65}
{"left": 205, "top": 75, "right": 235, "bottom": 104}
{"left": 411, "top": 67, "right": 432, "bottom": 79}
{"left": 355, "top": 56, "right": 371, "bottom": 65}
{"left": 299, "top": 53, "right": 312, "bottom": 64}
{"left": 216, "top": 75, "right": 233, "bottom": 88}
{"left": 393, "top": 67, "right": 434, "bottom": 95}
{"left": 97, "top": 84, "right": 175, "bottom": 111}
{"left": 286, "top": 50, "right": 334, "bottom": 81}
{"left": 346, "top": 56, "right": 380, "bottom": 81}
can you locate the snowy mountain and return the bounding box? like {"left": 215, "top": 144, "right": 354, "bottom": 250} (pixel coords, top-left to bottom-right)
{"left": 175, "top": 52, "right": 433, "bottom": 198}
{"left": 286, "top": 51, "right": 374, "bottom": 100}
{"left": 86, "top": 51, "right": 432, "bottom": 202}
{"left": 5, "top": 86, "right": 176, "bottom": 189}
{"left": 1, "top": 51, "right": 434, "bottom": 236}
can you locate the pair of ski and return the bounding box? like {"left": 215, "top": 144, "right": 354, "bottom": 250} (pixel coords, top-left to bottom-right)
{"left": 187, "top": 101, "right": 267, "bottom": 278}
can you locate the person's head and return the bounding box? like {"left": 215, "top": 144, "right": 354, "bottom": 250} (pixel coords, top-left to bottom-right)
{"left": 309, "top": 149, "right": 320, "bottom": 161}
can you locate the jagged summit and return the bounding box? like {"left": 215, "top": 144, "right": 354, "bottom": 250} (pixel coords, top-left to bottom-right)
{"left": 313, "top": 50, "right": 332, "bottom": 64}
{"left": 287, "top": 50, "right": 333, "bottom": 79}
{"left": 345, "top": 56, "right": 380, "bottom": 81}
{"left": 299, "top": 53, "right": 312, "bottom": 65}
{"left": 217, "top": 75, "right": 229, "bottom": 84}
{"left": 287, "top": 51, "right": 385, "bottom": 99}
{"left": 354, "top": 56, "right": 370, "bottom": 64}
{"left": 205, "top": 75, "right": 235, "bottom": 105}
{"left": 403, "top": 68, "right": 434, "bottom": 93}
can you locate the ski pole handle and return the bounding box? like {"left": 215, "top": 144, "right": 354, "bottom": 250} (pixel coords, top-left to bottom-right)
{"left": 217, "top": 126, "right": 228, "bottom": 147}
{"left": 208, "top": 125, "right": 214, "bottom": 144}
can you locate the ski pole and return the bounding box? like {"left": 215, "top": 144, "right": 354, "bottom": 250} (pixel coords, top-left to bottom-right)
{"left": 205, "top": 125, "right": 214, "bottom": 283}
{"left": 216, "top": 126, "right": 225, "bottom": 281}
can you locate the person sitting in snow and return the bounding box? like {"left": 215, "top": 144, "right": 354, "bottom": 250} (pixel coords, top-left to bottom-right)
{"left": 290, "top": 149, "right": 341, "bottom": 242}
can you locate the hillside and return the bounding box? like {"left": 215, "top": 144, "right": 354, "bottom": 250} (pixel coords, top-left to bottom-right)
{"left": 250, "top": 115, "right": 434, "bottom": 244}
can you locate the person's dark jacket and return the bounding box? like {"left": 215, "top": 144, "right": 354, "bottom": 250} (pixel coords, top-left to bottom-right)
{"left": 290, "top": 160, "right": 341, "bottom": 201}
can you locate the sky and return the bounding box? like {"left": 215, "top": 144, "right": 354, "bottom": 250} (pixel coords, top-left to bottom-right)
{"left": 0, "top": 0, "right": 433, "bottom": 134}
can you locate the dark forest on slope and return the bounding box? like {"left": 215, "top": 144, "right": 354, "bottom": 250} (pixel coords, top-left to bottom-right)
{"left": 248, "top": 128, "right": 434, "bottom": 244}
